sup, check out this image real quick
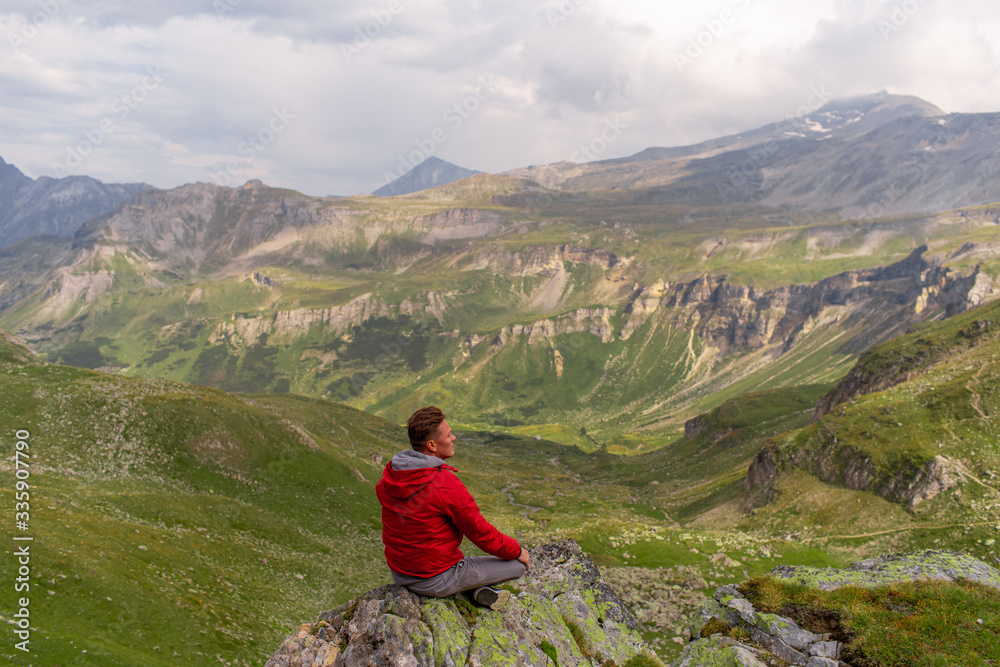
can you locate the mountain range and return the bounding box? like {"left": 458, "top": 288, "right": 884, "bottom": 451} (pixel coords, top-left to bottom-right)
{"left": 3, "top": 93, "right": 1000, "bottom": 442}
{"left": 0, "top": 156, "right": 150, "bottom": 248}
{"left": 2, "top": 90, "right": 1000, "bottom": 666}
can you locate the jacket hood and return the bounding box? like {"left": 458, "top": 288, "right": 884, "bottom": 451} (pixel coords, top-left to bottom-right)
{"left": 390, "top": 449, "right": 445, "bottom": 471}
{"left": 379, "top": 450, "right": 454, "bottom": 499}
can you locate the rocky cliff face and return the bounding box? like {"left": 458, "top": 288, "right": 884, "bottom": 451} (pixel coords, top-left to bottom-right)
{"left": 745, "top": 443, "right": 966, "bottom": 510}
{"left": 264, "top": 540, "right": 657, "bottom": 667}
{"left": 621, "top": 246, "right": 996, "bottom": 354}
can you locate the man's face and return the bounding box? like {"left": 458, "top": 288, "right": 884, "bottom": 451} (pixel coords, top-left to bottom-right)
{"left": 428, "top": 420, "right": 457, "bottom": 459}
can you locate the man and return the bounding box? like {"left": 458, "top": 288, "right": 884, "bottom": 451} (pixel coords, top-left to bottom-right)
{"left": 376, "top": 406, "right": 530, "bottom": 610}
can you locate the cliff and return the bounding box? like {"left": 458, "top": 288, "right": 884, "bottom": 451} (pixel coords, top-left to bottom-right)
{"left": 621, "top": 246, "right": 995, "bottom": 354}
{"left": 745, "top": 297, "right": 1000, "bottom": 512}
{"left": 264, "top": 540, "right": 661, "bottom": 667}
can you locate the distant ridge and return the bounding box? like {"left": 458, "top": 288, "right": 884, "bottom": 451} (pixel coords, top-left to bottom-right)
{"left": 373, "top": 156, "right": 481, "bottom": 196}
{"left": 0, "top": 155, "right": 152, "bottom": 248}
{"left": 502, "top": 91, "right": 1000, "bottom": 216}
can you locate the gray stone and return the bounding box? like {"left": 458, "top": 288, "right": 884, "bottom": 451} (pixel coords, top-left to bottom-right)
{"left": 673, "top": 635, "right": 768, "bottom": 667}
{"left": 805, "top": 658, "right": 839, "bottom": 667}
{"left": 745, "top": 625, "right": 807, "bottom": 666}
{"left": 809, "top": 641, "right": 840, "bottom": 659}
{"left": 264, "top": 540, "right": 655, "bottom": 667}
{"left": 769, "top": 550, "right": 1000, "bottom": 592}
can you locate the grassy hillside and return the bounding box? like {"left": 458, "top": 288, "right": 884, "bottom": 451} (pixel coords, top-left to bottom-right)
{"left": 0, "top": 332, "right": 407, "bottom": 666}
{"left": 4, "top": 316, "right": 1000, "bottom": 665}
{"left": 762, "top": 298, "right": 1000, "bottom": 513}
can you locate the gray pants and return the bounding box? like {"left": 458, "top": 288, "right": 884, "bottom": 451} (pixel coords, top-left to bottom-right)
{"left": 391, "top": 557, "right": 527, "bottom": 598}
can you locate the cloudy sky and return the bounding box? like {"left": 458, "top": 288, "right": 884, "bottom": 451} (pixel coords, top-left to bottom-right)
{"left": 1, "top": 0, "right": 998, "bottom": 196}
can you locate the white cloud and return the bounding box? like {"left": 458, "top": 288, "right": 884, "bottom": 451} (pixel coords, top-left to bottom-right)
{"left": 0, "top": 0, "right": 998, "bottom": 195}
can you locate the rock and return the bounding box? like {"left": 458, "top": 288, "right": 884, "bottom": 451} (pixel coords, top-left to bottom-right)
{"left": 808, "top": 641, "right": 840, "bottom": 659}
{"left": 264, "top": 540, "right": 658, "bottom": 667}
{"left": 805, "top": 658, "right": 838, "bottom": 667}
{"left": 688, "top": 550, "right": 1000, "bottom": 667}
{"left": 672, "top": 635, "right": 768, "bottom": 667}
{"left": 708, "top": 587, "right": 823, "bottom": 665}
{"left": 769, "top": 549, "right": 1000, "bottom": 592}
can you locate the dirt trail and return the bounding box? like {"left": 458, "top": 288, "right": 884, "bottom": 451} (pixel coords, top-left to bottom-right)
{"left": 967, "top": 367, "right": 988, "bottom": 419}
{"left": 802, "top": 520, "right": 1000, "bottom": 543}
{"left": 501, "top": 482, "right": 544, "bottom": 521}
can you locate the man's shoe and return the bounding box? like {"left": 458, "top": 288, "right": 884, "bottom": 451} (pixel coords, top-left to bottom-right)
{"left": 472, "top": 586, "right": 511, "bottom": 611}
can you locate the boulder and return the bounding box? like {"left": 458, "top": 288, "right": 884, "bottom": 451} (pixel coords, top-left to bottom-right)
{"left": 264, "top": 539, "right": 660, "bottom": 667}
{"left": 769, "top": 549, "right": 1000, "bottom": 592}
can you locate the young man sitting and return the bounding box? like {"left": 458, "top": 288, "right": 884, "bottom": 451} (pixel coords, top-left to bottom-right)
{"left": 375, "top": 406, "right": 530, "bottom": 610}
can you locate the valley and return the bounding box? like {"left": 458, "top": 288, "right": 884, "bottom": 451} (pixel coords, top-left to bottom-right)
{"left": 2, "top": 92, "right": 1000, "bottom": 666}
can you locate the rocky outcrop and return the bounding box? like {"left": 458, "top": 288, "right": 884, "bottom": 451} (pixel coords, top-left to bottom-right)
{"left": 619, "top": 246, "right": 996, "bottom": 353}
{"left": 769, "top": 549, "right": 1000, "bottom": 592}
{"left": 264, "top": 540, "right": 658, "bottom": 667}
{"left": 681, "top": 551, "right": 1000, "bottom": 667}
{"left": 493, "top": 307, "right": 618, "bottom": 346}
{"left": 418, "top": 208, "right": 510, "bottom": 244}
{"left": 35, "top": 269, "right": 115, "bottom": 321}
{"left": 687, "top": 585, "right": 833, "bottom": 667}
{"left": 745, "top": 443, "right": 964, "bottom": 510}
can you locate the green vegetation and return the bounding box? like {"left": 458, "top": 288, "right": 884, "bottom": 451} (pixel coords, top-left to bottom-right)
{"left": 540, "top": 639, "right": 559, "bottom": 665}
{"left": 622, "top": 653, "right": 665, "bottom": 667}
{"left": 741, "top": 576, "right": 1000, "bottom": 667}
{"left": 6, "top": 182, "right": 997, "bottom": 447}
{"left": 2, "top": 185, "right": 1000, "bottom": 665}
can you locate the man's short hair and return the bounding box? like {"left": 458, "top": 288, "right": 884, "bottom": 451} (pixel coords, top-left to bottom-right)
{"left": 407, "top": 406, "right": 445, "bottom": 450}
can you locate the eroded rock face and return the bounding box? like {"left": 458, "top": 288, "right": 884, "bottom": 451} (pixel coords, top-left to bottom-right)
{"left": 264, "top": 540, "right": 657, "bottom": 667}
{"left": 620, "top": 246, "right": 995, "bottom": 354}
{"left": 745, "top": 443, "right": 965, "bottom": 511}
{"left": 682, "top": 551, "right": 1000, "bottom": 667}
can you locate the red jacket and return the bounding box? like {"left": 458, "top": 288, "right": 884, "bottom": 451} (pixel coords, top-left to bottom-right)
{"left": 376, "top": 452, "right": 521, "bottom": 578}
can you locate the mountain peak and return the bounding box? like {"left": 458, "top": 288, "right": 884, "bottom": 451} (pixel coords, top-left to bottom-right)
{"left": 374, "top": 156, "right": 482, "bottom": 197}
{"left": 817, "top": 90, "right": 944, "bottom": 118}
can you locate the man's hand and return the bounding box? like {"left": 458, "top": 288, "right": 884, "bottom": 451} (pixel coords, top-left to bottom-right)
{"left": 517, "top": 548, "right": 530, "bottom": 571}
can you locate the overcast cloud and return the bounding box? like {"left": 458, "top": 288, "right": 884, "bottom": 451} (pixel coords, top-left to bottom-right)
{"left": 0, "top": 0, "right": 997, "bottom": 196}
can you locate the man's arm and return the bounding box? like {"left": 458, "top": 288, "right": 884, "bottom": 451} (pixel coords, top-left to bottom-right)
{"left": 443, "top": 475, "right": 521, "bottom": 561}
